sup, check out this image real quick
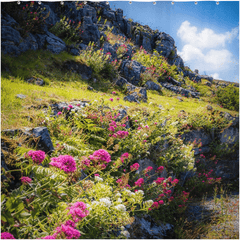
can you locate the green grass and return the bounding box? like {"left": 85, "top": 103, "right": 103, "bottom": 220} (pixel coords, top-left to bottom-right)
{"left": 1, "top": 49, "right": 238, "bottom": 130}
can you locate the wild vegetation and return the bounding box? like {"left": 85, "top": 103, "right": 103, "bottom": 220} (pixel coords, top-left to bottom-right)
{"left": 1, "top": 1, "right": 239, "bottom": 239}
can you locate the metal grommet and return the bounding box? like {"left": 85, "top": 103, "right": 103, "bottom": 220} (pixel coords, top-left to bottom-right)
{"left": 195, "top": 1, "right": 198, "bottom": 5}
{"left": 60, "top": 1, "right": 64, "bottom": 5}
{"left": 129, "top": 1, "right": 132, "bottom": 4}
{"left": 84, "top": 1, "right": 87, "bottom": 5}
{"left": 17, "top": 1, "right": 21, "bottom": 4}
{"left": 106, "top": 1, "right": 109, "bottom": 5}
{"left": 38, "top": 1, "right": 41, "bottom": 4}
{"left": 216, "top": 1, "right": 219, "bottom": 5}
{"left": 171, "top": 2, "right": 174, "bottom": 5}
{"left": 153, "top": 1, "right": 156, "bottom": 5}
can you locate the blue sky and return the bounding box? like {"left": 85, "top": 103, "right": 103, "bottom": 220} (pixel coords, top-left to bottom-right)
{"left": 109, "top": 1, "right": 239, "bottom": 82}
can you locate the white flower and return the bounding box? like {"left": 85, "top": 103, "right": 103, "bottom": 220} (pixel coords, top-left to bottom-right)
{"left": 45, "top": 117, "right": 49, "bottom": 121}
{"left": 124, "top": 189, "right": 131, "bottom": 194}
{"left": 143, "top": 133, "right": 148, "bottom": 138}
{"left": 92, "top": 201, "right": 99, "bottom": 205}
{"left": 149, "top": 102, "right": 153, "bottom": 105}
{"left": 95, "top": 176, "right": 103, "bottom": 182}
{"left": 136, "top": 190, "right": 144, "bottom": 195}
{"left": 129, "top": 192, "right": 135, "bottom": 197}
{"left": 144, "top": 200, "right": 153, "bottom": 207}
{"left": 75, "top": 113, "right": 79, "bottom": 116}
{"left": 152, "top": 182, "right": 157, "bottom": 187}
{"left": 117, "top": 198, "right": 122, "bottom": 203}
{"left": 114, "top": 204, "right": 126, "bottom": 211}
{"left": 120, "top": 226, "right": 125, "bottom": 231}
{"left": 115, "top": 192, "right": 121, "bottom": 197}
{"left": 121, "top": 230, "right": 130, "bottom": 238}
{"left": 99, "top": 198, "right": 112, "bottom": 207}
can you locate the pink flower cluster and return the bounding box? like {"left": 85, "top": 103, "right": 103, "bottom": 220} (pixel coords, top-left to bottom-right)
{"left": 134, "top": 178, "right": 144, "bottom": 187}
{"left": 1, "top": 232, "right": 15, "bottom": 239}
{"left": 21, "top": 176, "right": 32, "bottom": 184}
{"left": 50, "top": 155, "right": 76, "bottom": 173}
{"left": 53, "top": 224, "right": 81, "bottom": 239}
{"left": 156, "top": 166, "right": 164, "bottom": 173}
{"left": 130, "top": 163, "right": 140, "bottom": 171}
{"left": 112, "top": 131, "right": 129, "bottom": 139}
{"left": 154, "top": 177, "right": 165, "bottom": 185}
{"left": 144, "top": 166, "right": 153, "bottom": 174}
{"left": 27, "top": 150, "right": 46, "bottom": 164}
{"left": 68, "top": 202, "right": 89, "bottom": 223}
{"left": 89, "top": 149, "right": 111, "bottom": 167}
{"left": 171, "top": 178, "right": 179, "bottom": 186}
{"left": 120, "top": 152, "right": 129, "bottom": 163}
{"left": 151, "top": 200, "right": 164, "bottom": 209}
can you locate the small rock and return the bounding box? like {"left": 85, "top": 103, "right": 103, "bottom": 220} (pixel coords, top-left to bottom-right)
{"left": 26, "top": 77, "right": 44, "bottom": 86}
{"left": 207, "top": 105, "right": 213, "bottom": 111}
{"left": 87, "top": 86, "right": 94, "bottom": 91}
{"left": 16, "top": 94, "right": 26, "bottom": 99}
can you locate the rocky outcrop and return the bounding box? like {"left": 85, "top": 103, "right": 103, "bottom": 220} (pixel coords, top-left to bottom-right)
{"left": 128, "top": 215, "right": 174, "bottom": 239}
{"left": 63, "top": 60, "right": 92, "bottom": 80}
{"left": 136, "top": 158, "right": 167, "bottom": 183}
{"left": 2, "top": 127, "right": 54, "bottom": 154}
{"left": 120, "top": 60, "right": 146, "bottom": 86}
{"left": 144, "top": 80, "right": 162, "bottom": 92}
{"left": 124, "top": 82, "right": 147, "bottom": 103}
{"left": 160, "top": 82, "right": 200, "bottom": 98}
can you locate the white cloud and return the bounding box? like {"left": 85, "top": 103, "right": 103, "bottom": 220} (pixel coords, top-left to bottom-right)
{"left": 210, "top": 73, "right": 222, "bottom": 80}
{"left": 177, "top": 21, "right": 239, "bottom": 49}
{"left": 177, "top": 21, "right": 238, "bottom": 79}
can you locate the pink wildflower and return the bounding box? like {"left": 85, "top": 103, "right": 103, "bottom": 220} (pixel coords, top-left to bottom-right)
{"left": 115, "top": 130, "right": 128, "bottom": 139}
{"left": 156, "top": 166, "right": 164, "bottom": 173}
{"left": 57, "top": 112, "right": 62, "bottom": 115}
{"left": 144, "top": 166, "right": 153, "bottom": 174}
{"left": 53, "top": 224, "right": 81, "bottom": 239}
{"left": 50, "top": 155, "right": 76, "bottom": 173}
{"left": 134, "top": 178, "right": 144, "bottom": 187}
{"left": 89, "top": 149, "right": 111, "bottom": 165}
{"left": 154, "top": 177, "right": 165, "bottom": 185}
{"left": 68, "top": 105, "right": 73, "bottom": 109}
{"left": 158, "top": 193, "right": 165, "bottom": 198}
{"left": 130, "top": 163, "right": 140, "bottom": 171}
{"left": 117, "top": 97, "right": 120, "bottom": 101}
{"left": 1, "top": 232, "right": 15, "bottom": 239}
{"left": 21, "top": 176, "right": 32, "bottom": 184}
{"left": 151, "top": 202, "right": 159, "bottom": 209}
{"left": 94, "top": 173, "right": 99, "bottom": 176}
{"left": 68, "top": 201, "right": 89, "bottom": 223}
{"left": 112, "top": 91, "right": 116, "bottom": 94}
{"left": 27, "top": 150, "right": 46, "bottom": 164}
{"left": 120, "top": 152, "right": 129, "bottom": 163}
{"left": 109, "top": 98, "right": 113, "bottom": 102}
{"left": 158, "top": 200, "right": 164, "bottom": 205}
{"left": 42, "top": 235, "right": 55, "bottom": 239}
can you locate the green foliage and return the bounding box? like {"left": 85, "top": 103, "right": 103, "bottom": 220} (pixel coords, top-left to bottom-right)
{"left": 132, "top": 49, "right": 179, "bottom": 86}
{"left": 215, "top": 84, "right": 239, "bottom": 111}
{"left": 75, "top": 43, "right": 118, "bottom": 79}
{"left": 2, "top": 1, "right": 49, "bottom": 37}
{"left": 49, "top": 16, "right": 83, "bottom": 45}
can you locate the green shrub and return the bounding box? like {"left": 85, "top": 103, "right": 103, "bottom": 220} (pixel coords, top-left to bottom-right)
{"left": 49, "top": 16, "right": 83, "bottom": 45}
{"left": 216, "top": 84, "right": 239, "bottom": 111}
